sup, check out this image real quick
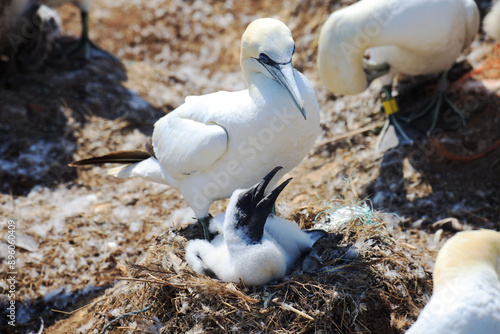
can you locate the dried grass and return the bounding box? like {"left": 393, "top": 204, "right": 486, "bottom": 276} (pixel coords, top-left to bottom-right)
{"left": 51, "top": 203, "right": 432, "bottom": 334}
{"left": 2, "top": 1, "right": 499, "bottom": 332}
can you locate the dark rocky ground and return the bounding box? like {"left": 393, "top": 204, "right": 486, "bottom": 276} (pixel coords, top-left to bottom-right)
{"left": 0, "top": 0, "right": 499, "bottom": 332}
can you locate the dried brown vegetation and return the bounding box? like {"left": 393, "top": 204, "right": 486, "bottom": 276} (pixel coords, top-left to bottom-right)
{"left": 0, "top": 0, "right": 499, "bottom": 333}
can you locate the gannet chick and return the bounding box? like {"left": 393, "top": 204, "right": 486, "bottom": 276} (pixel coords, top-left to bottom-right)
{"left": 318, "top": 0, "right": 479, "bottom": 143}
{"left": 484, "top": 0, "right": 500, "bottom": 40}
{"left": 407, "top": 230, "right": 500, "bottom": 334}
{"left": 186, "top": 166, "right": 322, "bottom": 285}
{"left": 70, "top": 18, "right": 320, "bottom": 240}
{"left": 36, "top": 0, "right": 117, "bottom": 60}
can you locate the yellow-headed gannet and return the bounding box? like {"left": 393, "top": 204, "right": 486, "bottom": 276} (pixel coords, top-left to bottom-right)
{"left": 485, "top": 0, "right": 500, "bottom": 40}
{"left": 186, "top": 166, "right": 323, "bottom": 285}
{"left": 318, "top": 0, "right": 479, "bottom": 143}
{"left": 36, "top": 0, "right": 117, "bottom": 60}
{"left": 70, "top": 18, "right": 321, "bottom": 239}
{"left": 407, "top": 230, "right": 500, "bottom": 333}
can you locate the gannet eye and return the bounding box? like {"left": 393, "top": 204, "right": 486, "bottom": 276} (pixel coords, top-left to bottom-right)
{"left": 259, "top": 53, "right": 271, "bottom": 64}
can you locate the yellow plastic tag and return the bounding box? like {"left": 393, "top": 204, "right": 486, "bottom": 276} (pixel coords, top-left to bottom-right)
{"left": 382, "top": 98, "right": 399, "bottom": 116}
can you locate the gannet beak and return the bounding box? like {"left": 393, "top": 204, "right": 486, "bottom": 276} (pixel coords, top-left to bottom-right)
{"left": 260, "top": 61, "right": 307, "bottom": 119}
{"left": 258, "top": 177, "right": 292, "bottom": 211}
{"left": 235, "top": 166, "right": 284, "bottom": 220}
{"left": 234, "top": 166, "right": 291, "bottom": 244}
{"left": 251, "top": 166, "right": 292, "bottom": 219}
{"left": 252, "top": 166, "right": 283, "bottom": 200}
{"left": 247, "top": 174, "right": 292, "bottom": 232}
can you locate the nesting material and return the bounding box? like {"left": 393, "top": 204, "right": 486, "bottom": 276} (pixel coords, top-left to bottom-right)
{"left": 314, "top": 200, "right": 376, "bottom": 231}
{"left": 1, "top": 0, "right": 499, "bottom": 332}
{"left": 49, "top": 203, "right": 432, "bottom": 333}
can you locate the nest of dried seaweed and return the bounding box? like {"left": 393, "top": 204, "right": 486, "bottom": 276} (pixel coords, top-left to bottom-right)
{"left": 49, "top": 201, "right": 433, "bottom": 334}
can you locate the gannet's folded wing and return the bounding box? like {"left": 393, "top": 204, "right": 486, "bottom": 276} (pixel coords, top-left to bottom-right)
{"left": 152, "top": 116, "right": 228, "bottom": 179}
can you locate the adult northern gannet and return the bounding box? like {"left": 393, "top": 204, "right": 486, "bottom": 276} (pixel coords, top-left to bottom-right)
{"left": 318, "top": 0, "right": 479, "bottom": 143}
{"left": 70, "top": 18, "right": 321, "bottom": 240}
{"left": 485, "top": 0, "right": 500, "bottom": 40}
{"left": 407, "top": 230, "right": 500, "bottom": 334}
{"left": 186, "top": 166, "right": 322, "bottom": 285}
{"left": 36, "top": 0, "right": 116, "bottom": 60}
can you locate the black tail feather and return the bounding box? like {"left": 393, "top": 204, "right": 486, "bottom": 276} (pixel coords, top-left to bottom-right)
{"left": 69, "top": 150, "right": 151, "bottom": 167}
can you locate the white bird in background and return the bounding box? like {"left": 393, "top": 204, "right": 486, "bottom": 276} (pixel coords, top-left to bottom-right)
{"left": 70, "top": 18, "right": 321, "bottom": 240}
{"left": 36, "top": 0, "right": 117, "bottom": 60}
{"left": 484, "top": 0, "right": 500, "bottom": 40}
{"left": 407, "top": 229, "right": 500, "bottom": 334}
{"left": 186, "top": 166, "right": 323, "bottom": 286}
{"left": 318, "top": 0, "right": 479, "bottom": 144}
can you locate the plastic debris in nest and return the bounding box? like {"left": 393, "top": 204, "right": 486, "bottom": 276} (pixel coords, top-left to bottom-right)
{"left": 46, "top": 199, "right": 433, "bottom": 334}
{"left": 314, "top": 200, "right": 376, "bottom": 231}
{"left": 313, "top": 175, "right": 382, "bottom": 232}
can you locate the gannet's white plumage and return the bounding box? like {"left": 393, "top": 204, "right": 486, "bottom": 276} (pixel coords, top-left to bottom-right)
{"left": 484, "top": 0, "right": 500, "bottom": 40}
{"left": 207, "top": 208, "right": 317, "bottom": 274}
{"left": 71, "top": 19, "right": 320, "bottom": 237}
{"left": 186, "top": 167, "right": 320, "bottom": 285}
{"left": 318, "top": 0, "right": 480, "bottom": 95}
{"left": 407, "top": 230, "right": 500, "bottom": 334}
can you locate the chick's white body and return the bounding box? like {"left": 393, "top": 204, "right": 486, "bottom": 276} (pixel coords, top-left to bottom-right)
{"left": 407, "top": 230, "right": 500, "bottom": 334}
{"left": 109, "top": 19, "right": 320, "bottom": 219}
{"left": 186, "top": 228, "right": 288, "bottom": 286}
{"left": 318, "top": 0, "right": 479, "bottom": 94}
{"left": 186, "top": 189, "right": 315, "bottom": 285}
{"left": 263, "top": 215, "right": 315, "bottom": 269}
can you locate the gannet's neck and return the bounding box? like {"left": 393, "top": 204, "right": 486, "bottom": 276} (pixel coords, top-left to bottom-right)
{"left": 239, "top": 59, "right": 287, "bottom": 117}
{"left": 241, "top": 62, "right": 266, "bottom": 101}
{"left": 223, "top": 189, "right": 265, "bottom": 247}
{"left": 319, "top": 2, "right": 390, "bottom": 95}
{"left": 241, "top": 67, "right": 278, "bottom": 109}
{"left": 433, "top": 231, "right": 500, "bottom": 293}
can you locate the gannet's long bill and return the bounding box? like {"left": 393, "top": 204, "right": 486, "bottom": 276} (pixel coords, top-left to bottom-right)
{"left": 70, "top": 18, "right": 320, "bottom": 239}
{"left": 37, "top": 0, "right": 117, "bottom": 60}
{"left": 318, "top": 0, "right": 479, "bottom": 142}
{"left": 407, "top": 230, "right": 500, "bottom": 334}
{"left": 485, "top": 0, "right": 500, "bottom": 40}
{"left": 186, "top": 166, "right": 322, "bottom": 285}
